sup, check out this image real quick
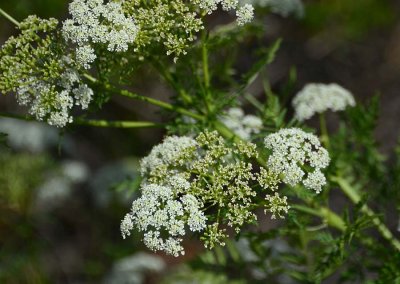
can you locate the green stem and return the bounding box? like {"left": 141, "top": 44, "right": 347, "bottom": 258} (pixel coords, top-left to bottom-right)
{"left": 201, "top": 31, "right": 213, "bottom": 114}
{"left": 319, "top": 113, "right": 330, "bottom": 149}
{"left": 332, "top": 176, "right": 400, "bottom": 252}
{"left": 244, "top": 93, "right": 264, "bottom": 112}
{"left": 0, "top": 8, "right": 20, "bottom": 27}
{"left": 74, "top": 118, "right": 163, "bottom": 128}
{"left": 202, "top": 33, "right": 210, "bottom": 90}
{"left": 149, "top": 59, "right": 193, "bottom": 104}
{"left": 87, "top": 78, "right": 203, "bottom": 121}
{"left": 0, "top": 112, "right": 159, "bottom": 129}
{"left": 292, "top": 204, "right": 346, "bottom": 232}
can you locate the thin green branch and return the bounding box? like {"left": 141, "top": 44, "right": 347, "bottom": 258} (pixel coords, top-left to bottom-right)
{"left": 0, "top": 8, "right": 20, "bottom": 27}
{"left": 0, "top": 112, "right": 159, "bottom": 129}
{"left": 331, "top": 176, "right": 400, "bottom": 252}
{"left": 88, "top": 78, "right": 203, "bottom": 121}
{"left": 149, "top": 59, "right": 193, "bottom": 104}
{"left": 292, "top": 204, "right": 346, "bottom": 232}
{"left": 74, "top": 118, "right": 163, "bottom": 128}
{"left": 244, "top": 92, "right": 264, "bottom": 112}
{"left": 201, "top": 31, "right": 213, "bottom": 115}
{"left": 319, "top": 113, "right": 330, "bottom": 149}
{"left": 202, "top": 35, "right": 210, "bottom": 90}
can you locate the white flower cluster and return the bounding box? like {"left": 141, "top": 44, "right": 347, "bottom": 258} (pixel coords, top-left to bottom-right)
{"left": 192, "top": 0, "right": 254, "bottom": 26}
{"left": 62, "top": 0, "right": 138, "bottom": 69}
{"left": 236, "top": 4, "right": 255, "bottom": 26}
{"left": 292, "top": 83, "right": 356, "bottom": 122}
{"left": 220, "top": 107, "right": 263, "bottom": 140}
{"left": 121, "top": 184, "right": 206, "bottom": 257}
{"left": 264, "top": 128, "right": 330, "bottom": 193}
{"left": 140, "top": 136, "right": 197, "bottom": 176}
{"left": 240, "top": 0, "right": 304, "bottom": 18}
{"left": 16, "top": 63, "right": 93, "bottom": 127}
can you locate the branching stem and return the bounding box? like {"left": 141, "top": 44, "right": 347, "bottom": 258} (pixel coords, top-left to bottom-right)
{"left": 332, "top": 176, "right": 400, "bottom": 252}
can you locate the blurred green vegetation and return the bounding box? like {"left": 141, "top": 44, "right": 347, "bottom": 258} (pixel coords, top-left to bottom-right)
{"left": 1, "top": 0, "right": 68, "bottom": 19}
{"left": 304, "top": 0, "right": 396, "bottom": 38}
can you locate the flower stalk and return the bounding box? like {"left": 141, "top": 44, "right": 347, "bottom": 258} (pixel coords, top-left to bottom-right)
{"left": 0, "top": 8, "right": 20, "bottom": 27}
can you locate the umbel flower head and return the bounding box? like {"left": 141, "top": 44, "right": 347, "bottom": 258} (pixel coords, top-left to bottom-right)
{"left": 122, "top": 0, "right": 254, "bottom": 61}
{"left": 264, "top": 128, "right": 330, "bottom": 193}
{"left": 121, "top": 184, "right": 206, "bottom": 257}
{"left": 292, "top": 83, "right": 356, "bottom": 122}
{"left": 122, "top": 131, "right": 294, "bottom": 255}
{"left": 0, "top": 16, "right": 93, "bottom": 127}
{"left": 62, "top": 0, "right": 138, "bottom": 69}
{"left": 219, "top": 107, "right": 263, "bottom": 140}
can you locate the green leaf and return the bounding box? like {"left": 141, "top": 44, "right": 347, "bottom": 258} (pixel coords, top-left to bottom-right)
{"left": 239, "top": 38, "right": 282, "bottom": 91}
{"left": 0, "top": 132, "right": 9, "bottom": 149}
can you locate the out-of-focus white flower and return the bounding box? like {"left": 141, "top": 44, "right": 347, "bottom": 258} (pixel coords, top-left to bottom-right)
{"left": 34, "top": 160, "right": 89, "bottom": 212}
{"left": 220, "top": 107, "right": 263, "bottom": 140}
{"left": 34, "top": 176, "right": 72, "bottom": 212}
{"left": 0, "top": 118, "right": 58, "bottom": 153}
{"left": 62, "top": 160, "right": 89, "bottom": 183}
{"left": 264, "top": 128, "right": 330, "bottom": 193}
{"left": 62, "top": 0, "right": 138, "bottom": 69}
{"left": 292, "top": 83, "right": 356, "bottom": 122}
{"left": 104, "top": 252, "right": 165, "bottom": 284}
